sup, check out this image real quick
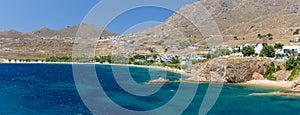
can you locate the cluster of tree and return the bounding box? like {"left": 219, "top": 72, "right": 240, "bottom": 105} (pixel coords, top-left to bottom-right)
{"left": 260, "top": 44, "right": 275, "bottom": 57}
{"left": 275, "top": 54, "right": 286, "bottom": 58}
{"left": 264, "top": 62, "right": 281, "bottom": 81}
{"left": 274, "top": 43, "right": 284, "bottom": 49}
{"left": 205, "top": 48, "right": 231, "bottom": 59}
{"left": 95, "top": 56, "right": 112, "bottom": 63}
{"left": 242, "top": 43, "right": 280, "bottom": 58}
{"left": 257, "top": 33, "right": 273, "bottom": 40}
{"left": 45, "top": 56, "right": 72, "bottom": 62}
{"left": 286, "top": 56, "right": 299, "bottom": 70}
{"left": 233, "top": 36, "right": 246, "bottom": 40}
{"left": 242, "top": 46, "right": 255, "bottom": 57}
{"left": 285, "top": 53, "right": 300, "bottom": 81}
{"left": 288, "top": 66, "right": 300, "bottom": 81}
{"left": 293, "top": 28, "right": 300, "bottom": 35}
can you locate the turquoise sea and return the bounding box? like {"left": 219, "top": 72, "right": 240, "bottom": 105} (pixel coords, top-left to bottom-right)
{"left": 0, "top": 64, "right": 299, "bottom": 114}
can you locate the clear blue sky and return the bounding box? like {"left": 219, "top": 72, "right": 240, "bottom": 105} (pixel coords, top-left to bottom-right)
{"left": 0, "top": 0, "right": 198, "bottom": 34}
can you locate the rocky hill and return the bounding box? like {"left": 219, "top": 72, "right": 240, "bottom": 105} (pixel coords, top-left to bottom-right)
{"left": 0, "top": 24, "right": 118, "bottom": 59}
{"left": 174, "top": 0, "right": 300, "bottom": 44}
{"left": 30, "top": 24, "right": 118, "bottom": 38}
{"left": 2, "top": 0, "right": 300, "bottom": 59}
{"left": 121, "top": 0, "right": 300, "bottom": 55}
{"left": 0, "top": 30, "right": 35, "bottom": 39}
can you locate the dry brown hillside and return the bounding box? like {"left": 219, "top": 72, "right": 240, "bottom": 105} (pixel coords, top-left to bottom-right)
{"left": 121, "top": 0, "right": 300, "bottom": 55}
{"left": 30, "top": 24, "right": 118, "bottom": 38}
{"left": 0, "top": 24, "right": 118, "bottom": 59}
{"left": 2, "top": 0, "right": 300, "bottom": 59}
{"left": 184, "top": 0, "right": 300, "bottom": 45}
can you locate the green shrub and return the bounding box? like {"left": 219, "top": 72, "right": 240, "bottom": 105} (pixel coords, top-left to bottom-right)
{"left": 234, "top": 36, "right": 239, "bottom": 40}
{"left": 263, "top": 65, "right": 276, "bottom": 81}
{"left": 288, "top": 66, "right": 300, "bottom": 81}
{"left": 293, "top": 29, "right": 300, "bottom": 35}
{"left": 286, "top": 57, "right": 298, "bottom": 70}
{"left": 242, "top": 46, "right": 255, "bottom": 57}
{"left": 274, "top": 43, "right": 284, "bottom": 49}
{"left": 257, "top": 34, "right": 262, "bottom": 39}
{"left": 260, "top": 44, "right": 275, "bottom": 57}
{"left": 263, "top": 62, "right": 281, "bottom": 81}
{"left": 276, "top": 66, "right": 281, "bottom": 72}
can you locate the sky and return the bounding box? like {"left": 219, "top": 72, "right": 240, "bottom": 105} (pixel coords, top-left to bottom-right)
{"left": 0, "top": 0, "right": 198, "bottom": 34}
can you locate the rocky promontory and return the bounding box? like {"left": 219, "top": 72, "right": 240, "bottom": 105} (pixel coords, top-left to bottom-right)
{"left": 279, "top": 80, "right": 300, "bottom": 94}
{"left": 183, "top": 57, "right": 288, "bottom": 83}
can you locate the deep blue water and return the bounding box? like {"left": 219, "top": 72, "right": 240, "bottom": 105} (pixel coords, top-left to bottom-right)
{"left": 0, "top": 64, "right": 299, "bottom": 114}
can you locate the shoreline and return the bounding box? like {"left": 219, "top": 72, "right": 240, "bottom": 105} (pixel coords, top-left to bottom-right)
{"left": 0, "top": 61, "right": 294, "bottom": 89}
{"left": 0, "top": 61, "right": 191, "bottom": 77}
{"left": 241, "top": 80, "right": 292, "bottom": 88}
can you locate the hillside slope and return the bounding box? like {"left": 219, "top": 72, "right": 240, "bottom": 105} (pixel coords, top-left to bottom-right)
{"left": 122, "top": 0, "right": 300, "bottom": 55}
{"left": 2, "top": 0, "right": 300, "bottom": 59}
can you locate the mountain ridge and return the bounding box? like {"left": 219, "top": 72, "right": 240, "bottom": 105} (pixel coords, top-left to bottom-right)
{"left": 0, "top": 24, "right": 118, "bottom": 39}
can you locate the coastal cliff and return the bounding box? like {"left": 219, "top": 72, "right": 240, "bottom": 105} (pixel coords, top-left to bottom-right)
{"left": 183, "top": 57, "right": 288, "bottom": 83}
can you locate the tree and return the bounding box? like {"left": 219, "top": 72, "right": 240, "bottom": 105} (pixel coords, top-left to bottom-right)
{"left": 267, "top": 33, "right": 273, "bottom": 37}
{"left": 293, "top": 29, "right": 300, "bottom": 35}
{"left": 164, "top": 48, "right": 168, "bottom": 52}
{"left": 205, "top": 53, "right": 212, "bottom": 59}
{"left": 234, "top": 36, "right": 238, "bottom": 40}
{"left": 264, "top": 63, "right": 276, "bottom": 81}
{"left": 297, "top": 54, "right": 300, "bottom": 64}
{"left": 286, "top": 57, "right": 297, "bottom": 70}
{"left": 206, "top": 48, "right": 231, "bottom": 59}
{"left": 274, "top": 43, "right": 284, "bottom": 49}
{"left": 287, "top": 50, "right": 297, "bottom": 56}
{"left": 260, "top": 44, "right": 275, "bottom": 57}
{"left": 242, "top": 46, "right": 255, "bottom": 57}
{"left": 257, "top": 34, "right": 262, "bottom": 39}
{"left": 214, "top": 48, "right": 231, "bottom": 56}
{"left": 268, "top": 37, "right": 273, "bottom": 40}
{"left": 171, "top": 56, "right": 180, "bottom": 64}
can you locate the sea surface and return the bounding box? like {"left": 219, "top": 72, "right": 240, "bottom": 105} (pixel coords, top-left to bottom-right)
{"left": 0, "top": 64, "right": 299, "bottom": 114}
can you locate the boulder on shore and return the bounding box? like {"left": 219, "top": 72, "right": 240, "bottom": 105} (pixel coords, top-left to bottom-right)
{"left": 273, "top": 70, "right": 291, "bottom": 81}
{"left": 252, "top": 72, "right": 264, "bottom": 80}
{"left": 291, "top": 80, "right": 300, "bottom": 90}
{"left": 145, "top": 77, "right": 170, "bottom": 84}
{"left": 280, "top": 80, "right": 300, "bottom": 94}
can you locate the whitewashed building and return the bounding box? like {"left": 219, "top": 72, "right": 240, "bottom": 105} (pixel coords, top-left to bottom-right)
{"left": 255, "top": 44, "right": 264, "bottom": 54}
{"left": 2, "top": 47, "right": 10, "bottom": 51}
{"left": 277, "top": 46, "right": 300, "bottom": 54}
{"left": 295, "top": 38, "right": 300, "bottom": 43}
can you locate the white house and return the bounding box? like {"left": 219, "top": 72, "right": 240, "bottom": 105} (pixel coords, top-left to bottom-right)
{"left": 278, "top": 46, "right": 300, "bottom": 54}
{"left": 2, "top": 47, "right": 10, "bottom": 51}
{"left": 295, "top": 38, "right": 300, "bottom": 43}
{"left": 255, "top": 44, "right": 264, "bottom": 54}
{"left": 181, "top": 61, "right": 193, "bottom": 66}
{"left": 64, "top": 37, "right": 76, "bottom": 40}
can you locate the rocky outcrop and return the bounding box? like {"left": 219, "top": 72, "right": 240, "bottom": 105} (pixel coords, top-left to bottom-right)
{"left": 291, "top": 80, "right": 300, "bottom": 90}
{"left": 145, "top": 77, "right": 170, "bottom": 84}
{"left": 279, "top": 80, "right": 300, "bottom": 94}
{"left": 273, "top": 70, "right": 291, "bottom": 81}
{"left": 252, "top": 72, "right": 264, "bottom": 80}
{"left": 184, "top": 57, "right": 286, "bottom": 83}
{"left": 185, "top": 58, "right": 227, "bottom": 82}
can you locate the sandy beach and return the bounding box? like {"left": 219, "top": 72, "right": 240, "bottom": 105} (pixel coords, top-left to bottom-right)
{"left": 243, "top": 80, "right": 293, "bottom": 88}
{"left": 0, "top": 59, "right": 191, "bottom": 77}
